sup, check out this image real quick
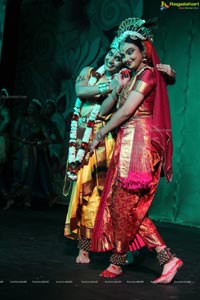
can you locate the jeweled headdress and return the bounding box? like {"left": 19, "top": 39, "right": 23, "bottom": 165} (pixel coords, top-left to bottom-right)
{"left": 110, "top": 36, "right": 120, "bottom": 50}
{"left": 117, "top": 17, "right": 154, "bottom": 43}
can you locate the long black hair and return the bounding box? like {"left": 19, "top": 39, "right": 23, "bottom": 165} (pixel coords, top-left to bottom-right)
{"left": 123, "top": 36, "right": 144, "bottom": 53}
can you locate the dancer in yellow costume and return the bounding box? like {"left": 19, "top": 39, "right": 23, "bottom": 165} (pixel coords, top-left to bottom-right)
{"left": 63, "top": 38, "right": 123, "bottom": 263}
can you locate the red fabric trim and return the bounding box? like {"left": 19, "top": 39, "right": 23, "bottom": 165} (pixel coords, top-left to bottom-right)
{"left": 148, "top": 39, "right": 173, "bottom": 181}
{"left": 129, "top": 233, "right": 146, "bottom": 251}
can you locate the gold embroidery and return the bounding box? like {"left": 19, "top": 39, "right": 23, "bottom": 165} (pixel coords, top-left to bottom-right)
{"left": 134, "top": 80, "right": 148, "bottom": 94}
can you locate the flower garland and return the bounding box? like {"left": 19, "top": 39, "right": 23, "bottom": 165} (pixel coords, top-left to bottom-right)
{"left": 67, "top": 98, "right": 101, "bottom": 180}
{"left": 66, "top": 65, "right": 106, "bottom": 181}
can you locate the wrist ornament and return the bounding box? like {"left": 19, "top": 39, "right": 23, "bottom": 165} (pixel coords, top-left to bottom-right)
{"left": 95, "top": 130, "right": 104, "bottom": 142}
{"left": 172, "top": 69, "right": 176, "bottom": 77}
{"left": 98, "top": 83, "right": 110, "bottom": 96}
{"left": 111, "top": 89, "right": 118, "bottom": 100}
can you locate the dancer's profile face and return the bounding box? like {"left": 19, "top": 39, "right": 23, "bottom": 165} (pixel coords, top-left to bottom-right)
{"left": 104, "top": 48, "right": 123, "bottom": 74}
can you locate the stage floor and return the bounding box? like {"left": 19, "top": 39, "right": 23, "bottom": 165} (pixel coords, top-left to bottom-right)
{"left": 0, "top": 205, "right": 199, "bottom": 300}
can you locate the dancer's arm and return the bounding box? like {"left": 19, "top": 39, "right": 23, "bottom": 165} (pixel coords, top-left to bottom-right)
{"left": 90, "top": 89, "right": 144, "bottom": 151}
{"left": 75, "top": 67, "right": 111, "bottom": 99}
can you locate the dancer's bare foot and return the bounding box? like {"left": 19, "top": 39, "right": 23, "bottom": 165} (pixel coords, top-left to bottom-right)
{"left": 76, "top": 250, "right": 90, "bottom": 264}
{"left": 100, "top": 264, "right": 122, "bottom": 278}
{"left": 152, "top": 257, "right": 183, "bottom": 284}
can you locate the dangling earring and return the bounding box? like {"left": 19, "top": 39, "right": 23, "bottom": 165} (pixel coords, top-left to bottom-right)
{"left": 142, "top": 57, "right": 148, "bottom": 63}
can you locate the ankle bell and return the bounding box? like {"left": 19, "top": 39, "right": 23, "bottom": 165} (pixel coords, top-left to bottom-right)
{"left": 110, "top": 252, "right": 127, "bottom": 266}
{"left": 78, "top": 238, "right": 91, "bottom": 251}
{"left": 157, "top": 247, "right": 175, "bottom": 265}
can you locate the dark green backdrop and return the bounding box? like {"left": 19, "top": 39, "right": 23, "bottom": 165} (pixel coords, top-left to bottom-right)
{"left": 143, "top": 1, "right": 200, "bottom": 227}
{"left": 2, "top": 0, "right": 200, "bottom": 228}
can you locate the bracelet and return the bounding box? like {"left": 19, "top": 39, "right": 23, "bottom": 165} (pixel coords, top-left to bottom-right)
{"left": 111, "top": 89, "right": 118, "bottom": 100}
{"left": 95, "top": 130, "right": 104, "bottom": 142}
{"left": 111, "top": 88, "right": 121, "bottom": 99}
{"left": 172, "top": 69, "right": 176, "bottom": 76}
{"left": 98, "top": 83, "right": 110, "bottom": 96}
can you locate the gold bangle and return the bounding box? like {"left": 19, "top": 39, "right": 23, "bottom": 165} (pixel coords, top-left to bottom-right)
{"left": 98, "top": 83, "right": 109, "bottom": 96}
{"left": 95, "top": 130, "right": 104, "bottom": 142}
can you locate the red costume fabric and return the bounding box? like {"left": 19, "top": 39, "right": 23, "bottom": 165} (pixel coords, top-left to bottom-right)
{"left": 91, "top": 42, "right": 172, "bottom": 253}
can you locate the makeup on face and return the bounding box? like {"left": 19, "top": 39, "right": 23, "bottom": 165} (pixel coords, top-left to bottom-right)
{"left": 120, "top": 42, "right": 144, "bottom": 72}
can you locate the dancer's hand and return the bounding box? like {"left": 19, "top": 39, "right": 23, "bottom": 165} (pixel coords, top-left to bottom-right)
{"left": 119, "top": 68, "right": 131, "bottom": 86}
{"left": 90, "top": 138, "right": 99, "bottom": 154}
{"left": 90, "top": 130, "right": 104, "bottom": 153}
{"left": 156, "top": 64, "right": 176, "bottom": 77}
{"left": 110, "top": 68, "right": 131, "bottom": 92}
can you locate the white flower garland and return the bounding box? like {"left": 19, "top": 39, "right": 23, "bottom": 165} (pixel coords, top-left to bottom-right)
{"left": 66, "top": 65, "right": 106, "bottom": 180}
{"left": 67, "top": 98, "right": 101, "bottom": 180}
